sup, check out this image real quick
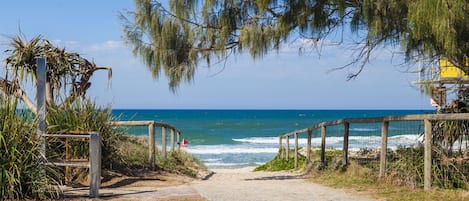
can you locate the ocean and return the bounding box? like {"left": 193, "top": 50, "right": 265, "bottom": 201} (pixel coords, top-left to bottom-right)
{"left": 112, "top": 109, "right": 434, "bottom": 169}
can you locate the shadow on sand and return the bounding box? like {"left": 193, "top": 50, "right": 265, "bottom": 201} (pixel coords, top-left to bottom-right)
{"left": 244, "top": 174, "right": 303, "bottom": 181}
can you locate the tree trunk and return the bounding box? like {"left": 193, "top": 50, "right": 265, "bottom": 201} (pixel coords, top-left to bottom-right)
{"left": 45, "top": 81, "right": 54, "bottom": 106}
{"left": 0, "top": 78, "right": 37, "bottom": 113}
{"left": 19, "top": 90, "right": 37, "bottom": 113}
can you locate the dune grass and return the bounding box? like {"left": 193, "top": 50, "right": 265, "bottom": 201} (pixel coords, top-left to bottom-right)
{"left": 0, "top": 96, "right": 61, "bottom": 199}
{"left": 257, "top": 148, "right": 469, "bottom": 201}
{"left": 310, "top": 162, "right": 469, "bottom": 201}
{"left": 157, "top": 150, "right": 208, "bottom": 178}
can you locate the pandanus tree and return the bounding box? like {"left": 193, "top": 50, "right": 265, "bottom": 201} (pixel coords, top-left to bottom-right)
{"left": 0, "top": 35, "right": 112, "bottom": 113}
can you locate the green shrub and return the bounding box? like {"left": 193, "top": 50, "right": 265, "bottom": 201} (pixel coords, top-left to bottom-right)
{"left": 388, "top": 145, "right": 469, "bottom": 189}
{"left": 113, "top": 135, "right": 150, "bottom": 170}
{"left": 255, "top": 149, "right": 307, "bottom": 171}
{"left": 46, "top": 99, "right": 145, "bottom": 173}
{"left": 0, "top": 96, "right": 60, "bottom": 199}
{"left": 157, "top": 150, "right": 207, "bottom": 178}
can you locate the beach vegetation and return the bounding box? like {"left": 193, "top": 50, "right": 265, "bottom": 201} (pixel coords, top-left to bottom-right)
{"left": 0, "top": 95, "right": 61, "bottom": 200}
{"left": 310, "top": 161, "right": 469, "bottom": 201}
{"left": 259, "top": 145, "right": 469, "bottom": 196}
{"left": 113, "top": 135, "right": 151, "bottom": 170}
{"left": 255, "top": 148, "right": 317, "bottom": 171}
{"left": 427, "top": 91, "right": 469, "bottom": 189}
{"left": 348, "top": 146, "right": 469, "bottom": 189}
{"left": 387, "top": 145, "right": 469, "bottom": 189}
{"left": 121, "top": 0, "right": 469, "bottom": 90}
{"left": 157, "top": 150, "right": 208, "bottom": 178}
{"left": 254, "top": 155, "right": 303, "bottom": 172}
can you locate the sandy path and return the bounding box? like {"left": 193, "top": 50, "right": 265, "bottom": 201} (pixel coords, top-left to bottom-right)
{"left": 190, "top": 167, "right": 376, "bottom": 201}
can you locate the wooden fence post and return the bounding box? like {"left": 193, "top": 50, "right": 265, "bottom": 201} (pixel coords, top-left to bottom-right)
{"left": 279, "top": 136, "right": 283, "bottom": 159}
{"left": 170, "top": 129, "right": 175, "bottom": 152}
{"left": 343, "top": 122, "right": 349, "bottom": 165}
{"left": 321, "top": 125, "right": 327, "bottom": 168}
{"left": 424, "top": 119, "right": 432, "bottom": 190}
{"left": 162, "top": 127, "right": 167, "bottom": 158}
{"left": 294, "top": 132, "right": 298, "bottom": 169}
{"left": 35, "top": 58, "right": 47, "bottom": 191}
{"left": 177, "top": 132, "right": 181, "bottom": 150}
{"left": 36, "top": 58, "right": 47, "bottom": 159}
{"left": 149, "top": 122, "right": 156, "bottom": 170}
{"left": 307, "top": 130, "right": 312, "bottom": 163}
{"left": 286, "top": 135, "right": 290, "bottom": 160}
{"left": 89, "top": 132, "right": 101, "bottom": 198}
{"left": 65, "top": 139, "right": 71, "bottom": 185}
{"left": 380, "top": 121, "right": 389, "bottom": 178}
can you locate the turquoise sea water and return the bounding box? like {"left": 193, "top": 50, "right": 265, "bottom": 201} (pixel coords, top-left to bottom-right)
{"left": 112, "top": 109, "right": 434, "bottom": 169}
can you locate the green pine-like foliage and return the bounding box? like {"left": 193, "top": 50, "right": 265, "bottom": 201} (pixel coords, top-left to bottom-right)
{"left": 121, "top": 0, "right": 469, "bottom": 88}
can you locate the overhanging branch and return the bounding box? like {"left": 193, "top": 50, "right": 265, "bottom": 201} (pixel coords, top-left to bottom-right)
{"left": 0, "top": 77, "right": 37, "bottom": 113}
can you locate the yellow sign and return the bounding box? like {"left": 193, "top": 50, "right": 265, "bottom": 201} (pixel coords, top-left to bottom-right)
{"left": 440, "top": 58, "right": 469, "bottom": 79}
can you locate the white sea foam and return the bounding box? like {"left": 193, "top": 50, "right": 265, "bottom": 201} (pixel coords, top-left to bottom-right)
{"left": 203, "top": 158, "right": 222, "bottom": 162}
{"left": 389, "top": 134, "right": 423, "bottom": 141}
{"left": 204, "top": 162, "right": 264, "bottom": 167}
{"left": 231, "top": 134, "right": 423, "bottom": 150}
{"left": 204, "top": 162, "right": 243, "bottom": 167}
{"left": 186, "top": 146, "right": 278, "bottom": 154}
{"left": 350, "top": 128, "right": 379, "bottom": 132}
{"left": 232, "top": 137, "right": 279, "bottom": 144}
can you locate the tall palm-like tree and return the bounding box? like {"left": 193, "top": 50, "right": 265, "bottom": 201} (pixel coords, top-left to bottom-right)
{"left": 0, "top": 35, "right": 112, "bottom": 113}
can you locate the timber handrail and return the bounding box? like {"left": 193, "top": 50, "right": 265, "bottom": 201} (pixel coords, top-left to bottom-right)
{"left": 278, "top": 113, "right": 469, "bottom": 191}
{"left": 110, "top": 120, "right": 182, "bottom": 170}
{"left": 111, "top": 121, "right": 181, "bottom": 133}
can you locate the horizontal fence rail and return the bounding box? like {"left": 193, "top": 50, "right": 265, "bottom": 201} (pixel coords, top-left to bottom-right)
{"left": 110, "top": 121, "right": 182, "bottom": 170}
{"left": 279, "top": 113, "right": 469, "bottom": 191}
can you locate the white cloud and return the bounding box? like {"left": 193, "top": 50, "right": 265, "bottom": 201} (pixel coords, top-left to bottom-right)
{"left": 50, "top": 39, "right": 80, "bottom": 49}
{"left": 87, "top": 40, "right": 124, "bottom": 52}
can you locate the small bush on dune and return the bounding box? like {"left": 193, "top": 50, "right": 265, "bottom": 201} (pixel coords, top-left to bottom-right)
{"left": 255, "top": 149, "right": 307, "bottom": 171}
{"left": 157, "top": 150, "right": 208, "bottom": 178}
{"left": 47, "top": 99, "right": 124, "bottom": 170}
{"left": 113, "top": 135, "right": 150, "bottom": 171}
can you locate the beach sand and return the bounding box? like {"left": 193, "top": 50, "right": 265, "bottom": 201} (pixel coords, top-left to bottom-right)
{"left": 63, "top": 167, "right": 376, "bottom": 201}
{"left": 190, "top": 166, "right": 375, "bottom": 201}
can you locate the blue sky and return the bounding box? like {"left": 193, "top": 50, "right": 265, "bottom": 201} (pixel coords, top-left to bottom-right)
{"left": 0, "top": 1, "right": 433, "bottom": 110}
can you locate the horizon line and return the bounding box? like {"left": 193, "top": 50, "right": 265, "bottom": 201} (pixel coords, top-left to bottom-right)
{"left": 111, "top": 108, "right": 436, "bottom": 111}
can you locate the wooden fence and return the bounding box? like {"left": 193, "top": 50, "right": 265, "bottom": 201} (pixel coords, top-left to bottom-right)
{"left": 43, "top": 132, "right": 101, "bottom": 198}
{"left": 279, "top": 113, "right": 469, "bottom": 190}
{"left": 41, "top": 121, "right": 181, "bottom": 198}
{"left": 110, "top": 121, "right": 182, "bottom": 170}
